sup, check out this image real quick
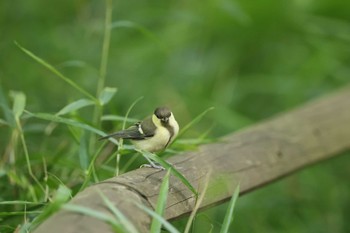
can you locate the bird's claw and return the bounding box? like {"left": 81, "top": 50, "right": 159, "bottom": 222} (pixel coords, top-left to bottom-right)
{"left": 140, "top": 163, "right": 165, "bottom": 170}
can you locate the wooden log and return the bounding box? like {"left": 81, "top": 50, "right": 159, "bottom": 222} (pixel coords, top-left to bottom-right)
{"left": 34, "top": 86, "right": 350, "bottom": 233}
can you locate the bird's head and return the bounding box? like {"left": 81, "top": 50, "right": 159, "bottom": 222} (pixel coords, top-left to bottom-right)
{"left": 154, "top": 107, "right": 172, "bottom": 124}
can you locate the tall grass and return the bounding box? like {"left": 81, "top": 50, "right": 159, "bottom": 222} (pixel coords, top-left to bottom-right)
{"left": 1, "top": 0, "right": 350, "bottom": 232}
{"left": 1, "top": 1, "right": 213, "bottom": 231}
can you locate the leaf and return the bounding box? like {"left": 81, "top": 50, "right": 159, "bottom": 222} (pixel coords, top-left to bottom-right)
{"left": 98, "top": 87, "right": 118, "bottom": 106}
{"left": 27, "top": 111, "right": 119, "bottom": 145}
{"left": 10, "top": 91, "right": 26, "bottom": 118}
{"left": 57, "top": 60, "right": 88, "bottom": 68}
{"left": 101, "top": 114, "right": 139, "bottom": 123}
{"left": 56, "top": 99, "right": 95, "bottom": 116}
{"left": 150, "top": 169, "right": 171, "bottom": 233}
{"left": 29, "top": 112, "right": 102, "bottom": 135}
{"left": 219, "top": 184, "right": 240, "bottom": 233}
{"left": 137, "top": 150, "right": 198, "bottom": 197}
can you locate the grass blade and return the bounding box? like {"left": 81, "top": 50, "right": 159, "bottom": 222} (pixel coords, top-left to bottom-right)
{"left": 101, "top": 114, "right": 139, "bottom": 123}
{"left": 14, "top": 41, "right": 96, "bottom": 101}
{"left": 79, "top": 143, "right": 105, "bottom": 191}
{"left": 184, "top": 171, "right": 211, "bottom": 233}
{"left": 115, "top": 96, "right": 143, "bottom": 176}
{"left": 0, "top": 201, "right": 43, "bottom": 205}
{"left": 176, "top": 107, "right": 214, "bottom": 139}
{"left": 27, "top": 111, "right": 118, "bottom": 144}
{"left": 56, "top": 99, "right": 95, "bottom": 116}
{"left": 134, "top": 202, "right": 180, "bottom": 233}
{"left": 97, "top": 190, "right": 139, "bottom": 233}
{"left": 219, "top": 184, "right": 240, "bottom": 233}
{"left": 150, "top": 169, "right": 171, "bottom": 233}
{"left": 90, "top": 0, "right": 113, "bottom": 152}
{"left": 29, "top": 185, "right": 71, "bottom": 231}
{"left": 0, "top": 211, "right": 42, "bottom": 217}
{"left": 97, "top": 0, "right": 112, "bottom": 96}
{"left": 122, "top": 96, "right": 144, "bottom": 130}
{"left": 137, "top": 150, "right": 198, "bottom": 197}
{"left": 63, "top": 204, "right": 128, "bottom": 233}
{"left": 10, "top": 92, "right": 45, "bottom": 195}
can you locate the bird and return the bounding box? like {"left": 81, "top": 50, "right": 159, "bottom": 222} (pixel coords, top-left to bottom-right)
{"left": 100, "top": 106, "right": 179, "bottom": 169}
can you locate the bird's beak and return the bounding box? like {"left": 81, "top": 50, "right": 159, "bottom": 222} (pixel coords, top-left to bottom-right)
{"left": 161, "top": 117, "right": 169, "bottom": 123}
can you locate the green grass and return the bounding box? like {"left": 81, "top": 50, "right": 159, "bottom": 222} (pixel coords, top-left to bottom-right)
{"left": 63, "top": 204, "right": 130, "bottom": 233}
{"left": 219, "top": 184, "right": 240, "bottom": 233}
{"left": 134, "top": 202, "right": 180, "bottom": 233}
{"left": 150, "top": 169, "right": 171, "bottom": 233}
{"left": 136, "top": 149, "right": 198, "bottom": 197}
{"left": 1, "top": 0, "right": 350, "bottom": 232}
{"left": 14, "top": 41, "right": 97, "bottom": 102}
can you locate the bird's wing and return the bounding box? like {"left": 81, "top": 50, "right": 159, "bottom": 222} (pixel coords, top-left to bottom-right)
{"left": 138, "top": 116, "right": 157, "bottom": 137}
{"left": 100, "top": 117, "right": 156, "bottom": 140}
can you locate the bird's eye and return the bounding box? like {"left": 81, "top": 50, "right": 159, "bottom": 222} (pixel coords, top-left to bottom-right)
{"left": 154, "top": 107, "right": 171, "bottom": 119}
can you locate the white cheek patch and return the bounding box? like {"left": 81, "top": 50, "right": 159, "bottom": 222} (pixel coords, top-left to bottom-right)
{"left": 152, "top": 114, "right": 162, "bottom": 127}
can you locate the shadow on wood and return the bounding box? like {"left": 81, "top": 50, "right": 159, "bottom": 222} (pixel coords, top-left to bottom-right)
{"left": 34, "top": 86, "right": 350, "bottom": 233}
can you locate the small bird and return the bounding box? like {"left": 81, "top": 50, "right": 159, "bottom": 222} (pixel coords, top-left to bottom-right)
{"left": 100, "top": 106, "right": 179, "bottom": 168}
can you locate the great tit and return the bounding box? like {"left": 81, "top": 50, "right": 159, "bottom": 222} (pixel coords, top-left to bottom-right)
{"left": 100, "top": 106, "right": 179, "bottom": 168}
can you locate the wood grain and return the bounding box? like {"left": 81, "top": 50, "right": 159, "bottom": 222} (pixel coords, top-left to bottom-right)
{"left": 34, "top": 86, "right": 350, "bottom": 233}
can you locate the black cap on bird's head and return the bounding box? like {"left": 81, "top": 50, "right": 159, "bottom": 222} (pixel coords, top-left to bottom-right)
{"left": 154, "top": 107, "right": 171, "bottom": 123}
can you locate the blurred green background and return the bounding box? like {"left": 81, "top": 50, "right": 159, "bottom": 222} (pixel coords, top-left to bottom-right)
{"left": 1, "top": 0, "right": 350, "bottom": 232}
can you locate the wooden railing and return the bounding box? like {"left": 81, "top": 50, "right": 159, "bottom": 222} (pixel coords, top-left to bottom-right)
{"left": 34, "top": 86, "right": 350, "bottom": 233}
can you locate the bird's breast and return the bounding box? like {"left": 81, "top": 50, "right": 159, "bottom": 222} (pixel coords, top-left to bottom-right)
{"left": 131, "top": 126, "right": 170, "bottom": 152}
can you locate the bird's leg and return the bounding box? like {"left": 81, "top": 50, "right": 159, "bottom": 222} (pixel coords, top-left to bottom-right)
{"left": 140, "top": 163, "right": 164, "bottom": 170}
{"left": 140, "top": 156, "right": 165, "bottom": 170}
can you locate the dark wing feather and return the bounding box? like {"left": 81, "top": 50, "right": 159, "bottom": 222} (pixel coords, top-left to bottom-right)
{"left": 139, "top": 117, "right": 156, "bottom": 137}
{"left": 100, "top": 117, "right": 156, "bottom": 140}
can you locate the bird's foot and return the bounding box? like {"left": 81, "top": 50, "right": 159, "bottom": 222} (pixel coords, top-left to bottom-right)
{"left": 140, "top": 162, "right": 165, "bottom": 170}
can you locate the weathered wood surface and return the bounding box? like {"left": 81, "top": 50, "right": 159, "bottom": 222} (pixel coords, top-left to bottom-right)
{"left": 34, "top": 86, "right": 350, "bottom": 233}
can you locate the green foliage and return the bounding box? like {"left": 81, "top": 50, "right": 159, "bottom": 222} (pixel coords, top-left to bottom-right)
{"left": 63, "top": 204, "right": 130, "bottom": 233}
{"left": 150, "top": 169, "right": 171, "bottom": 233}
{"left": 14, "top": 41, "right": 97, "bottom": 102}
{"left": 219, "top": 184, "right": 240, "bottom": 233}
{"left": 1, "top": 0, "right": 350, "bottom": 233}
{"left": 98, "top": 87, "right": 118, "bottom": 106}
{"left": 98, "top": 190, "right": 139, "bottom": 233}
{"left": 134, "top": 202, "right": 180, "bottom": 233}
{"left": 56, "top": 99, "right": 95, "bottom": 116}
{"left": 28, "top": 185, "right": 71, "bottom": 231}
{"left": 137, "top": 149, "right": 198, "bottom": 197}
